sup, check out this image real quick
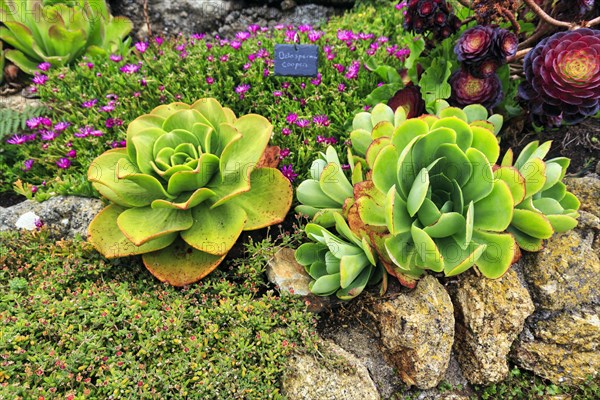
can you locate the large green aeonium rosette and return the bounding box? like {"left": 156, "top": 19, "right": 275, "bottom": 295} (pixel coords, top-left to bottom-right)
{"left": 87, "top": 99, "right": 292, "bottom": 285}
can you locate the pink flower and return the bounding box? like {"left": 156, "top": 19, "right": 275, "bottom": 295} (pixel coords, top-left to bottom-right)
{"left": 67, "top": 149, "right": 77, "bottom": 158}
{"left": 338, "top": 83, "right": 346, "bottom": 92}
{"left": 280, "top": 164, "right": 298, "bottom": 182}
{"left": 298, "top": 24, "right": 312, "bottom": 33}
{"left": 295, "top": 119, "right": 310, "bottom": 128}
{"left": 235, "top": 84, "right": 250, "bottom": 94}
{"left": 41, "top": 130, "right": 59, "bottom": 141}
{"left": 81, "top": 99, "right": 98, "bottom": 108}
{"left": 220, "top": 54, "right": 229, "bottom": 62}
{"left": 313, "top": 115, "right": 330, "bottom": 126}
{"left": 286, "top": 113, "right": 298, "bottom": 124}
{"left": 56, "top": 157, "right": 71, "bottom": 169}
{"left": 6, "top": 134, "right": 27, "bottom": 145}
{"left": 110, "top": 54, "right": 122, "bottom": 62}
{"left": 310, "top": 73, "right": 322, "bottom": 86}
{"left": 282, "top": 127, "right": 291, "bottom": 136}
{"left": 32, "top": 74, "right": 48, "bottom": 85}
{"left": 308, "top": 30, "right": 323, "bottom": 42}
{"left": 120, "top": 64, "right": 140, "bottom": 74}
{"left": 135, "top": 41, "right": 149, "bottom": 53}
{"left": 53, "top": 122, "right": 70, "bottom": 131}
{"left": 248, "top": 24, "right": 260, "bottom": 34}
{"left": 230, "top": 40, "right": 242, "bottom": 50}
{"left": 23, "top": 159, "right": 34, "bottom": 171}
{"left": 38, "top": 62, "right": 51, "bottom": 71}
{"left": 155, "top": 37, "right": 164, "bottom": 46}
{"left": 279, "top": 148, "right": 290, "bottom": 159}
{"left": 236, "top": 31, "right": 251, "bottom": 41}
{"left": 345, "top": 61, "right": 361, "bottom": 79}
{"left": 206, "top": 76, "right": 214, "bottom": 85}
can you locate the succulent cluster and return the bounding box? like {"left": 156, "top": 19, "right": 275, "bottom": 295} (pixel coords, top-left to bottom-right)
{"left": 296, "top": 103, "right": 579, "bottom": 299}
{"left": 0, "top": 0, "right": 132, "bottom": 74}
{"left": 519, "top": 28, "right": 600, "bottom": 127}
{"left": 403, "top": 0, "right": 462, "bottom": 41}
{"left": 450, "top": 26, "right": 518, "bottom": 110}
{"left": 87, "top": 99, "right": 292, "bottom": 286}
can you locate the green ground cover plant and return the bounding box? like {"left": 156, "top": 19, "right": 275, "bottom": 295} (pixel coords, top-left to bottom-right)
{"left": 0, "top": 228, "right": 317, "bottom": 398}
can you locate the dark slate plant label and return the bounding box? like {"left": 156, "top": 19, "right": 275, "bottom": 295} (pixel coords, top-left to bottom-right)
{"left": 274, "top": 44, "right": 319, "bottom": 77}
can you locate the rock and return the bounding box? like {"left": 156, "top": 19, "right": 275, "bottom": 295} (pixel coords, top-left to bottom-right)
{"left": 281, "top": 338, "right": 380, "bottom": 400}
{"left": 372, "top": 275, "right": 454, "bottom": 389}
{"left": 321, "top": 309, "right": 405, "bottom": 398}
{"left": 109, "top": 0, "right": 348, "bottom": 38}
{"left": 521, "top": 229, "right": 599, "bottom": 311}
{"left": 450, "top": 269, "right": 534, "bottom": 385}
{"left": 512, "top": 306, "right": 600, "bottom": 384}
{"left": 0, "top": 196, "right": 103, "bottom": 238}
{"left": 564, "top": 176, "right": 600, "bottom": 217}
{"left": 512, "top": 175, "right": 600, "bottom": 385}
{"left": 266, "top": 248, "right": 312, "bottom": 296}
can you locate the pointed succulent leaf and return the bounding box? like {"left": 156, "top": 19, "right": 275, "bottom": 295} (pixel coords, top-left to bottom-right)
{"left": 470, "top": 125, "right": 500, "bottom": 164}
{"left": 372, "top": 145, "right": 400, "bottom": 193}
{"left": 493, "top": 166, "right": 526, "bottom": 205}
{"left": 337, "top": 267, "right": 372, "bottom": 300}
{"left": 319, "top": 162, "right": 353, "bottom": 205}
{"left": 339, "top": 252, "right": 370, "bottom": 288}
{"left": 151, "top": 188, "right": 216, "bottom": 210}
{"left": 391, "top": 118, "right": 430, "bottom": 152}
{"left": 423, "top": 212, "right": 465, "bottom": 238}
{"left": 511, "top": 209, "right": 554, "bottom": 239}
{"left": 411, "top": 224, "right": 444, "bottom": 272}
{"left": 407, "top": 168, "right": 429, "bottom": 217}
{"left": 308, "top": 261, "right": 328, "bottom": 280}
{"left": 546, "top": 214, "right": 578, "bottom": 233}
{"left": 350, "top": 129, "right": 374, "bottom": 157}
{"left": 462, "top": 148, "right": 494, "bottom": 204}
{"left": 437, "top": 237, "right": 486, "bottom": 277}
{"left": 295, "top": 243, "right": 328, "bottom": 266}
{"left": 506, "top": 226, "right": 544, "bottom": 252}
{"left": 519, "top": 157, "right": 547, "bottom": 198}
{"left": 385, "top": 186, "right": 412, "bottom": 235}
{"left": 310, "top": 274, "right": 340, "bottom": 296}
{"left": 431, "top": 117, "right": 472, "bottom": 151}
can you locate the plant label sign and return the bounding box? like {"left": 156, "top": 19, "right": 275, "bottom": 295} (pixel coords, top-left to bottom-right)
{"left": 274, "top": 44, "right": 319, "bottom": 77}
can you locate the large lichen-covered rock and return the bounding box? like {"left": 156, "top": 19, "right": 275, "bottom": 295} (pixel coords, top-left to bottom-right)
{"left": 521, "top": 227, "right": 599, "bottom": 311}
{"left": 450, "top": 269, "right": 534, "bottom": 385}
{"left": 512, "top": 176, "right": 600, "bottom": 385}
{"left": 281, "top": 339, "right": 380, "bottom": 400}
{"left": 513, "top": 306, "right": 600, "bottom": 384}
{"left": 372, "top": 275, "right": 454, "bottom": 389}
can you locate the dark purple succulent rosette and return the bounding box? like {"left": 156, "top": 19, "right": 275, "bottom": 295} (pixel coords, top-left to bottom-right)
{"left": 494, "top": 29, "right": 518, "bottom": 60}
{"left": 449, "top": 68, "right": 503, "bottom": 110}
{"left": 519, "top": 28, "right": 600, "bottom": 126}
{"left": 404, "top": 0, "right": 461, "bottom": 40}
{"left": 454, "top": 26, "right": 495, "bottom": 63}
{"left": 467, "top": 57, "right": 501, "bottom": 78}
{"left": 387, "top": 83, "right": 426, "bottom": 118}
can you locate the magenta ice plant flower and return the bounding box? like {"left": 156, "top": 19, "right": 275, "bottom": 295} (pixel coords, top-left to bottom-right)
{"left": 56, "top": 157, "right": 71, "bottom": 169}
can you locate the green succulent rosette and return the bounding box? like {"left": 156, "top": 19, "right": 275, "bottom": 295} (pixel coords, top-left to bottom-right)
{"left": 295, "top": 213, "right": 383, "bottom": 300}
{"left": 295, "top": 147, "right": 354, "bottom": 228}
{"left": 87, "top": 99, "right": 293, "bottom": 285}
{"left": 0, "top": 0, "right": 132, "bottom": 74}
{"left": 499, "top": 140, "right": 580, "bottom": 251}
{"left": 347, "top": 103, "right": 517, "bottom": 286}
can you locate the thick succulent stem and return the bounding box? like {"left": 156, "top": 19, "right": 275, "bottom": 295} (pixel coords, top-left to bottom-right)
{"left": 518, "top": 23, "right": 551, "bottom": 49}
{"left": 586, "top": 16, "right": 600, "bottom": 28}
{"left": 522, "top": 0, "right": 572, "bottom": 29}
{"left": 507, "top": 47, "right": 532, "bottom": 63}
{"left": 143, "top": 0, "right": 152, "bottom": 37}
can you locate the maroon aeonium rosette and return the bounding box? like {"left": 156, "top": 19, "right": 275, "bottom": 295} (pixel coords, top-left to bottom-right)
{"left": 404, "top": 0, "right": 461, "bottom": 41}
{"left": 519, "top": 28, "right": 600, "bottom": 126}
{"left": 449, "top": 68, "right": 503, "bottom": 109}
{"left": 387, "top": 83, "right": 426, "bottom": 118}
{"left": 454, "top": 26, "right": 496, "bottom": 63}
{"left": 495, "top": 29, "right": 518, "bottom": 59}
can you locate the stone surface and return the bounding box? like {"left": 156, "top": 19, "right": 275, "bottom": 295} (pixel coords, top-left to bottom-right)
{"left": 512, "top": 175, "right": 600, "bottom": 385}
{"left": 281, "top": 338, "right": 380, "bottom": 400}
{"left": 109, "top": 0, "right": 350, "bottom": 38}
{"left": 0, "top": 196, "right": 103, "bottom": 238}
{"left": 372, "top": 275, "right": 455, "bottom": 389}
{"left": 520, "top": 227, "right": 600, "bottom": 311}
{"left": 565, "top": 176, "right": 600, "bottom": 217}
{"left": 450, "top": 269, "right": 535, "bottom": 385}
{"left": 513, "top": 306, "right": 600, "bottom": 385}
{"left": 266, "top": 248, "right": 312, "bottom": 296}
{"left": 320, "top": 309, "right": 405, "bottom": 399}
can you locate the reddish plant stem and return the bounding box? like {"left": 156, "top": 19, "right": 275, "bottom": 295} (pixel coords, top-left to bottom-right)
{"left": 497, "top": 5, "right": 520, "bottom": 33}
{"left": 518, "top": 23, "right": 551, "bottom": 49}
